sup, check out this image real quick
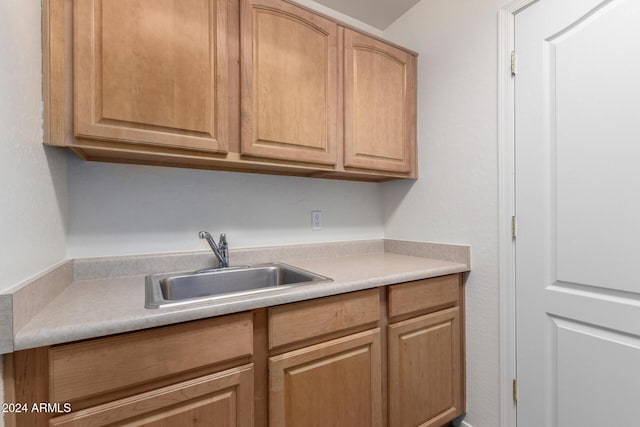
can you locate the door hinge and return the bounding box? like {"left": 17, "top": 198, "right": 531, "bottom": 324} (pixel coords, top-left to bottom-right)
{"left": 511, "top": 216, "right": 517, "bottom": 238}
{"left": 513, "top": 379, "right": 518, "bottom": 401}
{"left": 511, "top": 51, "right": 517, "bottom": 76}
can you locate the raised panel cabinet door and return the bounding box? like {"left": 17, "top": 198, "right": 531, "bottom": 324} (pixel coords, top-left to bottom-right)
{"left": 344, "top": 29, "right": 416, "bottom": 175}
{"left": 269, "top": 329, "right": 382, "bottom": 427}
{"left": 240, "top": 0, "right": 338, "bottom": 165}
{"left": 74, "top": 0, "right": 229, "bottom": 152}
{"left": 49, "top": 364, "right": 254, "bottom": 427}
{"left": 388, "top": 307, "right": 463, "bottom": 427}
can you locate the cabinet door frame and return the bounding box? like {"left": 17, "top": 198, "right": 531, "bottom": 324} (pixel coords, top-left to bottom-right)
{"left": 269, "top": 328, "right": 382, "bottom": 426}
{"left": 343, "top": 28, "right": 417, "bottom": 175}
{"left": 49, "top": 364, "right": 254, "bottom": 426}
{"left": 240, "top": 0, "right": 338, "bottom": 166}
{"left": 388, "top": 307, "right": 462, "bottom": 427}
{"left": 74, "top": 0, "right": 229, "bottom": 153}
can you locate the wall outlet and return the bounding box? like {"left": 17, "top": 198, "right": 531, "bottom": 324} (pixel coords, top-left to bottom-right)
{"left": 311, "top": 211, "right": 322, "bottom": 231}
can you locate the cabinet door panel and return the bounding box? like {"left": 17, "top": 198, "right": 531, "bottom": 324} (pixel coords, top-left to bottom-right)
{"left": 74, "top": 0, "right": 228, "bottom": 152}
{"left": 49, "top": 364, "right": 253, "bottom": 426}
{"left": 269, "top": 329, "right": 382, "bottom": 426}
{"left": 241, "top": 0, "right": 337, "bottom": 165}
{"left": 388, "top": 308, "right": 462, "bottom": 427}
{"left": 344, "top": 29, "right": 416, "bottom": 174}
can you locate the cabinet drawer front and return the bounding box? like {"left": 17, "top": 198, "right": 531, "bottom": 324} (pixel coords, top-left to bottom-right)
{"left": 388, "top": 274, "right": 460, "bottom": 319}
{"left": 50, "top": 313, "right": 253, "bottom": 403}
{"left": 50, "top": 364, "right": 254, "bottom": 427}
{"left": 268, "top": 289, "right": 379, "bottom": 349}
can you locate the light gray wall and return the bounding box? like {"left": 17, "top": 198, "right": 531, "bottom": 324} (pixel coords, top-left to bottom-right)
{"left": 301, "top": 0, "right": 383, "bottom": 35}
{"left": 66, "top": 158, "right": 384, "bottom": 257}
{"left": 383, "top": 1, "right": 504, "bottom": 426}
{"left": 0, "top": 1, "right": 69, "bottom": 425}
{"left": 0, "top": 1, "right": 68, "bottom": 293}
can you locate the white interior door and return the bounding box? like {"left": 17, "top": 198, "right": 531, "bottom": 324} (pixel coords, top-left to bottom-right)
{"left": 515, "top": 0, "right": 640, "bottom": 426}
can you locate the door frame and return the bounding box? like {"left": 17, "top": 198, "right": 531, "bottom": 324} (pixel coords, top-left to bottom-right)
{"left": 497, "top": 1, "right": 538, "bottom": 426}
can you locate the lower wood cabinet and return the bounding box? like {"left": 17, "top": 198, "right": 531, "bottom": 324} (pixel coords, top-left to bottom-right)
{"left": 388, "top": 308, "right": 462, "bottom": 427}
{"left": 43, "top": 0, "right": 417, "bottom": 182}
{"left": 387, "top": 274, "right": 466, "bottom": 427}
{"left": 5, "top": 274, "right": 464, "bottom": 427}
{"left": 49, "top": 365, "right": 254, "bottom": 427}
{"left": 266, "top": 289, "right": 382, "bottom": 427}
{"left": 6, "top": 313, "right": 255, "bottom": 427}
{"left": 269, "top": 329, "right": 382, "bottom": 426}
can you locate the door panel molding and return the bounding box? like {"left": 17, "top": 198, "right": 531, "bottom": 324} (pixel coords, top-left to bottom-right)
{"left": 550, "top": 315, "right": 640, "bottom": 426}
{"left": 548, "top": 281, "right": 640, "bottom": 305}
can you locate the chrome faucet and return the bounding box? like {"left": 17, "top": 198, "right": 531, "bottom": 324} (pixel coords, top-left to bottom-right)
{"left": 199, "top": 231, "right": 229, "bottom": 268}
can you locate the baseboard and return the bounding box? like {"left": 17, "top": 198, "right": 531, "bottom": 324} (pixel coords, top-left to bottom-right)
{"left": 452, "top": 417, "right": 474, "bottom": 427}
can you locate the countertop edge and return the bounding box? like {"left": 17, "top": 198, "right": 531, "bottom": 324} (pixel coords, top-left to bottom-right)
{"left": 13, "top": 262, "right": 468, "bottom": 351}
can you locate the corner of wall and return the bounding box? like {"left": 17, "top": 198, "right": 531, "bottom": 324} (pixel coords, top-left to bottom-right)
{"left": 294, "top": 0, "right": 384, "bottom": 36}
{"left": 0, "top": 1, "right": 69, "bottom": 293}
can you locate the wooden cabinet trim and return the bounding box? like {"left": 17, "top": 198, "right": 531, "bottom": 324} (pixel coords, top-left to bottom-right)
{"left": 49, "top": 364, "right": 254, "bottom": 427}
{"left": 388, "top": 274, "right": 460, "bottom": 320}
{"left": 49, "top": 313, "right": 253, "bottom": 403}
{"left": 253, "top": 308, "right": 269, "bottom": 427}
{"left": 268, "top": 288, "right": 380, "bottom": 350}
{"left": 3, "top": 348, "right": 51, "bottom": 427}
{"left": 43, "top": 0, "right": 73, "bottom": 147}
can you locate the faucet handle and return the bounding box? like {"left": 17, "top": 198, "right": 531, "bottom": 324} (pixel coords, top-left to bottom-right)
{"left": 199, "top": 231, "right": 229, "bottom": 268}
{"left": 218, "top": 234, "right": 229, "bottom": 268}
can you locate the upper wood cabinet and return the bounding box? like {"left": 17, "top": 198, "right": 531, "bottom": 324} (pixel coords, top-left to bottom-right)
{"left": 343, "top": 29, "right": 417, "bottom": 175}
{"left": 240, "top": 0, "right": 338, "bottom": 165}
{"left": 74, "top": 0, "right": 229, "bottom": 152}
{"left": 44, "top": 0, "right": 417, "bottom": 180}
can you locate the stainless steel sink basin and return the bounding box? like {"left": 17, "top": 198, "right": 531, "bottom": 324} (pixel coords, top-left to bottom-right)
{"left": 145, "top": 262, "right": 331, "bottom": 308}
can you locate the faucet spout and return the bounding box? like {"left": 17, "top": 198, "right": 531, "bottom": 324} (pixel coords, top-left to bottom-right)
{"left": 199, "top": 231, "right": 230, "bottom": 268}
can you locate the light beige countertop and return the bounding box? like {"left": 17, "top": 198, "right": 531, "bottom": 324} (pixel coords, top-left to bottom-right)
{"left": 3, "top": 240, "right": 470, "bottom": 352}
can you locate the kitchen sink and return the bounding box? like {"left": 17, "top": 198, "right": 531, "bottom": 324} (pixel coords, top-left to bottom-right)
{"left": 145, "top": 262, "right": 331, "bottom": 308}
